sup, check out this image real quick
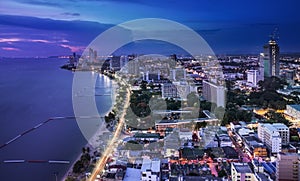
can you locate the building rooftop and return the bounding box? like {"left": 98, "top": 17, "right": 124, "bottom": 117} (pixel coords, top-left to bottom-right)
{"left": 244, "top": 136, "right": 266, "bottom": 148}
{"left": 141, "top": 158, "right": 161, "bottom": 173}
{"left": 123, "top": 168, "right": 141, "bottom": 181}
{"left": 151, "top": 158, "right": 161, "bottom": 173}
{"left": 278, "top": 152, "right": 299, "bottom": 157}
{"left": 232, "top": 163, "right": 252, "bottom": 173}
{"left": 179, "top": 147, "right": 205, "bottom": 160}
{"left": 222, "top": 146, "right": 238, "bottom": 159}
{"left": 238, "top": 127, "right": 254, "bottom": 136}
{"left": 134, "top": 133, "right": 160, "bottom": 139}
{"left": 289, "top": 104, "right": 300, "bottom": 111}
{"left": 179, "top": 128, "right": 191, "bottom": 132}
{"left": 256, "top": 173, "right": 270, "bottom": 181}
{"left": 181, "top": 176, "right": 224, "bottom": 181}
{"left": 261, "top": 123, "right": 278, "bottom": 132}
{"left": 272, "top": 123, "right": 288, "bottom": 129}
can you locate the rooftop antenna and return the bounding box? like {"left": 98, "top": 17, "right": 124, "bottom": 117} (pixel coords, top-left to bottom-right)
{"left": 269, "top": 27, "right": 279, "bottom": 41}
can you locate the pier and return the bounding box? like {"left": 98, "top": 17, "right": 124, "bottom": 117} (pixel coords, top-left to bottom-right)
{"left": 0, "top": 116, "right": 104, "bottom": 150}
{"left": 3, "top": 160, "right": 70, "bottom": 164}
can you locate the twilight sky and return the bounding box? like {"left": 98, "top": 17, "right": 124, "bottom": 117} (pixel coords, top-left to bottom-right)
{"left": 1, "top": 0, "right": 300, "bottom": 57}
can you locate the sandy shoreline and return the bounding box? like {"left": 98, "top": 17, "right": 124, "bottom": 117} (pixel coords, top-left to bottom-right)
{"left": 62, "top": 74, "right": 119, "bottom": 181}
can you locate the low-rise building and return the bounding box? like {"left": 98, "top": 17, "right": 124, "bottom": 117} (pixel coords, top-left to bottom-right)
{"left": 141, "top": 158, "right": 161, "bottom": 181}
{"left": 218, "top": 134, "right": 233, "bottom": 147}
{"left": 243, "top": 136, "right": 268, "bottom": 157}
{"left": 123, "top": 168, "right": 141, "bottom": 181}
{"left": 285, "top": 104, "right": 300, "bottom": 120}
{"left": 230, "top": 122, "right": 242, "bottom": 132}
{"left": 134, "top": 133, "right": 160, "bottom": 142}
{"left": 164, "top": 131, "right": 180, "bottom": 158}
{"left": 155, "top": 117, "right": 219, "bottom": 136}
{"left": 178, "top": 128, "right": 193, "bottom": 141}
{"left": 231, "top": 162, "right": 257, "bottom": 181}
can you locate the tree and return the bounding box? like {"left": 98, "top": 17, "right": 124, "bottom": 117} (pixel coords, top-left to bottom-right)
{"left": 187, "top": 92, "right": 199, "bottom": 107}
{"left": 149, "top": 81, "right": 155, "bottom": 90}
{"left": 200, "top": 101, "right": 212, "bottom": 110}
{"left": 195, "top": 121, "right": 207, "bottom": 130}
{"left": 237, "top": 110, "right": 252, "bottom": 122}
{"left": 214, "top": 106, "right": 225, "bottom": 120}
{"left": 217, "top": 169, "right": 227, "bottom": 177}
{"left": 259, "top": 76, "right": 287, "bottom": 91}
{"left": 73, "top": 160, "right": 84, "bottom": 173}
{"left": 65, "top": 177, "right": 76, "bottom": 181}
{"left": 291, "top": 136, "right": 299, "bottom": 142}
{"left": 264, "top": 110, "right": 291, "bottom": 127}
{"left": 140, "top": 80, "right": 147, "bottom": 90}
{"left": 166, "top": 98, "right": 181, "bottom": 110}
{"left": 225, "top": 80, "right": 235, "bottom": 91}
{"left": 199, "top": 109, "right": 207, "bottom": 118}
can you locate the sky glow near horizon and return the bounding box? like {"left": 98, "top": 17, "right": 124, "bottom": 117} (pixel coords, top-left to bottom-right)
{"left": 1, "top": 0, "right": 300, "bottom": 57}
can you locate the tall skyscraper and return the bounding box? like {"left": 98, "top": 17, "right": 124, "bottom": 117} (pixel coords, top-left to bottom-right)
{"left": 258, "top": 53, "right": 265, "bottom": 82}
{"left": 263, "top": 39, "right": 280, "bottom": 77}
{"left": 88, "top": 48, "right": 97, "bottom": 63}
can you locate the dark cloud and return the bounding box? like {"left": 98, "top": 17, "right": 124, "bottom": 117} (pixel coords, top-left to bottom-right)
{"left": 0, "top": 14, "right": 129, "bottom": 57}
{"left": 15, "top": 0, "right": 62, "bottom": 7}
{"left": 1, "top": 12, "right": 300, "bottom": 56}
{"left": 62, "top": 12, "right": 81, "bottom": 16}
{"left": 0, "top": 14, "right": 112, "bottom": 32}
{"left": 197, "top": 29, "right": 222, "bottom": 35}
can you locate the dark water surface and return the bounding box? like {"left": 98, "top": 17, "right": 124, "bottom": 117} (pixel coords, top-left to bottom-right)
{"left": 0, "top": 58, "right": 112, "bottom": 181}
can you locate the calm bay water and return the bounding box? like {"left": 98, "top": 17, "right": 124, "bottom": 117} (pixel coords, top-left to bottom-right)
{"left": 0, "top": 58, "right": 113, "bottom": 181}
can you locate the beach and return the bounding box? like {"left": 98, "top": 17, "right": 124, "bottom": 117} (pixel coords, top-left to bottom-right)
{"left": 62, "top": 74, "right": 119, "bottom": 180}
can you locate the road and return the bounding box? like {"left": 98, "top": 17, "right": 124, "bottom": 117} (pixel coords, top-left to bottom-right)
{"left": 89, "top": 83, "right": 131, "bottom": 181}
{"left": 227, "top": 129, "right": 250, "bottom": 163}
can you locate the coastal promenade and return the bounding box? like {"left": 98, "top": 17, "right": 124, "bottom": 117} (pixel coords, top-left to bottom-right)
{"left": 89, "top": 78, "right": 131, "bottom": 181}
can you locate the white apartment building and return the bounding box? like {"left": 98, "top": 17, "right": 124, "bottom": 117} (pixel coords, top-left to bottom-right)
{"left": 202, "top": 80, "right": 226, "bottom": 107}
{"left": 258, "top": 123, "right": 282, "bottom": 154}
{"left": 161, "top": 82, "right": 197, "bottom": 100}
{"left": 247, "top": 70, "right": 259, "bottom": 87}
{"left": 272, "top": 123, "right": 290, "bottom": 145}
{"left": 141, "top": 158, "right": 160, "bottom": 181}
